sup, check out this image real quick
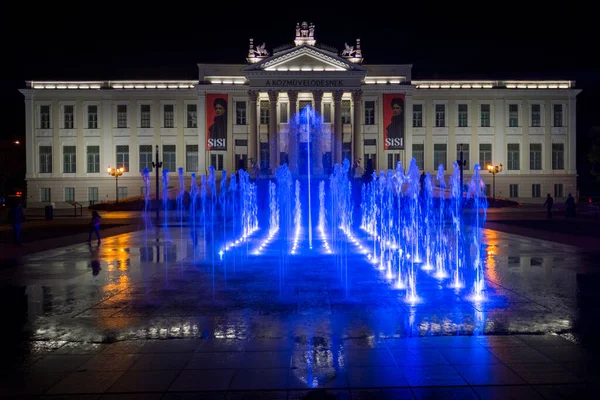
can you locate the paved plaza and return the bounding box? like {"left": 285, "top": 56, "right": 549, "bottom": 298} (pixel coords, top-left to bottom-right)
{"left": 0, "top": 225, "right": 599, "bottom": 399}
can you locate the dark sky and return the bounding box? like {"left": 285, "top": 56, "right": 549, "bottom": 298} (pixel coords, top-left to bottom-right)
{"left": 2, "top": 3, "right": 598, "bottom": 152}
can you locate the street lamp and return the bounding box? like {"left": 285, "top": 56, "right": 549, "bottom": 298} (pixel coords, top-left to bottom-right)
{"left": 486, "top": 163, "right": 503, "bottom": 204}
{"left": 107, "top": 166, "right": 124, "bottom": 204}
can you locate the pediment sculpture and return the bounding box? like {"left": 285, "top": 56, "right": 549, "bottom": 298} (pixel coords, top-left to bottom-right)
{"left": 341, "top": 43, "right": 355, "bottom": 57}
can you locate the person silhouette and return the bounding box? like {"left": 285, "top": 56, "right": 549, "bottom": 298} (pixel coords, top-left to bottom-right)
{"left": 543, "top": 193, "right": 554, "bottom": 218}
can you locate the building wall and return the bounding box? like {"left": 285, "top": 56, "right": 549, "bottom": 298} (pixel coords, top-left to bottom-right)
{"left": 21, "top": 80, "right": 579, "bottom": 208}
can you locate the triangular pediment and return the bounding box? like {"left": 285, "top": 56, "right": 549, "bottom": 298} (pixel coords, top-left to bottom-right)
{"left": 244, "top": 45, "right": 367, "bottom": 72}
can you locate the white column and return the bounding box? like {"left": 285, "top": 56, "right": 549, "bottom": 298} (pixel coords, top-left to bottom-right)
{"left": 288, "top": 90, "right": 299, "bottom": 173}
{"left": 494, "top": 98, "right": 505, "bottom": 165}
{"left": 102, "top": 98, "right": 112, "bottom": 172}
{"left": 568, "top": 94, "right": 577, "bottom": 174}
{"left": 24, "top": 95, "right": 34, "bottom": 179}
{"left": 247, "top": 90, "right": 259, "bottom": 169}
{"left": 352, "top": 90, "right": 363, "bottom": 165}
{"left": 404, "top": 94, "right": 413, "bottom": 169}
{"left": 198, "top": 90, "right": 207, "bottom": 175}
{"left": 312, "top": 90, "right": 324, "bottom": 174}
{"left": 268, "top": 90, "right": 279, "bottom": 172}
{"left": 332, "top": 90, "right": 343, "bottom": 165}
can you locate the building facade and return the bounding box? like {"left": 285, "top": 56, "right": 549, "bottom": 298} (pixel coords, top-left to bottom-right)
{"left": 20, "top": 22, "right": 580, "bottom": 208}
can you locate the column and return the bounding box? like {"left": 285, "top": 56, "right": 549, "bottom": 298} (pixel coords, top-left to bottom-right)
{"left": 568, "top": 95, "right": 577, "bottom": 174}
{"left": 312, "top": 90, "right": 324, "bottom": 174}
{"left": 268, "top": 90, "right": 279, "bottom": 173}
{"left": 102, "top": 98, "right": 113, "bottom": 172}
{"left": 352, "top": 90, "right": 363, "bottom": 165}
{"left": 333, "top": 91, "right": 343, "bottom": 165}
{"left": 288, "top": 90, "right": 299, "bottom": 173}
{"left": 197, "top": 90, "right": 207, "bottom": 174}
{"left": 24, "top": 95, "right": 34, "bottom": 179}
{"left": 248, "top": 90, "right": 258, "bottom": 170}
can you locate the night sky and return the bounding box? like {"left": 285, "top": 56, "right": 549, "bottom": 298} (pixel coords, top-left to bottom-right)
{"left": 2, "top": 4, "right": 598, "bottom": 190}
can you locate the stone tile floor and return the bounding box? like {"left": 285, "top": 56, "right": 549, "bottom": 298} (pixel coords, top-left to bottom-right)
{"left": 0, "top": 226, "right": 599, "bottom": 398}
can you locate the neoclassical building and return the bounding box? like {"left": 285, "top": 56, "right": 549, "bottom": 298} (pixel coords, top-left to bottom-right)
{"left": 20, "top": 22, "right": 579, "bottom": 208}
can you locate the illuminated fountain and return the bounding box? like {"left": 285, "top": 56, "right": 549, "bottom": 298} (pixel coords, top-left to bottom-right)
{"left": 355, "top": 159, "right": 488, "bottom": 303}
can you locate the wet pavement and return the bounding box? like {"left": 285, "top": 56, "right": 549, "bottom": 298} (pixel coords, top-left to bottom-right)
{"left": 1, "top": 226, "right": 599, "bottom": 398}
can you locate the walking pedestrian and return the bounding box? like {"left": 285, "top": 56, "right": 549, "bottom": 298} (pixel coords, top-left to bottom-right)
{"left": 88, "top": 211, "right": 102, "bottom": 244}
{"left": 8, "top": 203, "right": 25, "bottom": 245}
{"left": 543, "top": 193, "right": 554, "bottom": 218}
{"left": 565, "top": 193, "right": 576, "bottom": 218}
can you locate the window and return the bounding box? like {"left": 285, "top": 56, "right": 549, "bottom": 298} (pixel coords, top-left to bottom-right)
{"left": 186, "top": 144, "right": 198, "bottom": 172}
{"left": 435, "top": 104, "right": 445, "bottom": 127}
{"left": 323, "top": 103, "right": 332, "bottom": 123}
{"left": 554, "top": 183, "right": 564, "bottom": 198}
{"left": 279, "top": 102, "right": 288, "bottom": 123}
{"left": 40, "top": 105, "right": 51, "bottom": 129}
{"left": 235, "top": 154, "right": 248, "bottom": 171}
{"left": 88, "top": 105, "right": 98, "bottom": 129}
{"left": 479, "top": 143, "right": 492, "bottom": 169}
{"left": 236, "top": 101, "right": 247, "bottom": 125}
{"left": 364, "top": 139, "right": 376, "bottom": 146}
{"left": 63, "top": 146, "right": 76, "bottom": 173}
{"left": 484, "top": 184, "right": 491, "bottom": 197}
{"left": 365, "top": 153, "right": 376, "bottom": 170}
{"left": 64, "top": 105, "right": 74, "bottom": 129}
{"left": 458, "top": 104, "right": 468, "bottom": 127}
{"left": 507, "top": 143, "right": 520, "bottom": 170}
{"left": 456, "top": 144, "right": 470, "bottom": 170}
{"left": 117, "top": 105, "right": 128, "bottom": 128}
{"left": 116, "top": 145, "right": 129, "bottom": 172}
{"left": 235, "top": 139, "right": 248, "bottom": 146}
{"left": 65, "top": 187, "right": 75, "bottom": 202}
{"left": 531, "top": 104, "right": 541, "bottom": 127}
{"left": 87, "top": 146, "right": 100, "bottom": 173}
{"left": 480, "top": 104, "right": 491, "bottom": 127}
{"left": 260, "top": 142, "right": 270, "bottom": 170}
{"left": 210, "top": 153, "right": 224, "bottom": 170}
{"left": 139, "top": 145, "right": 153, "bottom": 172}
{"left": 530, "top": 143, "right": 542, "bottom": 170}
{"left": 88, "top": 187, "right": 98, "bottom": 205}
{"left": 552, "top": 143, "right": 565, "bottom": 170}
{"left": 387, "top": 153, "right": 401, "bottom": 170}
{"left": 141, "top": 105, "right": 151, "bottom": 128}
{"left": 340, "top": 142, "right": 351, "bottom": 164}
{"left": 118, "top": 187, "right": 128, "bottom": 199}
{"left": 39, "top": 146, "right": 52, "bottom": 173}
{"left": 41, "top": 188, "right": 51, "bottom": 202}
{"left": 364, "top": 101, "right": 375, "bottom": 125}
{"left": 509, "top": 184, "right": 519, "bottom": 198}
{"left": 341, "top": 100, "right": 351, "bottom": 124}
{"left": 163, "top": 144, "right": 176, "bottom": 172}
{"left": 187, "top": 104, "right": 197, "bottom": 128}
{"left": 412, "top": 144, "right": 424, "bottom": 170}
{"left": 412, "top": 104, "right": 423, "bottom": 127}
{"left": 553, "top": 104, "right": 563, "bottom": 127}
{"left": 260, "top": 101, "right": 269, "bottom": 124}
{"left": 509, "top": 104, "right": 519, "bottom": 127}
{"left": 299, "top": 100, "right": 312, "bottom": 111}
{"left": 164, "top": 104, "right": 174, "bottom": 128}
{"left": 433, "top": 143, "right": 447, "bottom": 170}
{"left": 532, "top": 184, "right": 541, "bottom": 198}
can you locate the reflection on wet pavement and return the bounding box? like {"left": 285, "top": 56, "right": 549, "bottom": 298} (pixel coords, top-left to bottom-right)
{"left": 1, "top": 227, "right": 599, "bottom": 396}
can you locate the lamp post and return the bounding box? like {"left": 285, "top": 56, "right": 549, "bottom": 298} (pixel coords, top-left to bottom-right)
{"left": 107, "top": 166, "right": 124, "bottom": 204}
{"left": 486, "top": 163, "right": 503, "bottom": 204}
{"left": 152, "top": 145, "right": 162, "bottom": 221}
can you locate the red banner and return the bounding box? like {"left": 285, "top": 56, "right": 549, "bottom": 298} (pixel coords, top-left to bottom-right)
{"left": 383, "top": 94, "right": 405, "bottom": 150}
{"left": 206, "top": 94, "right": 228, "bottom": 150}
